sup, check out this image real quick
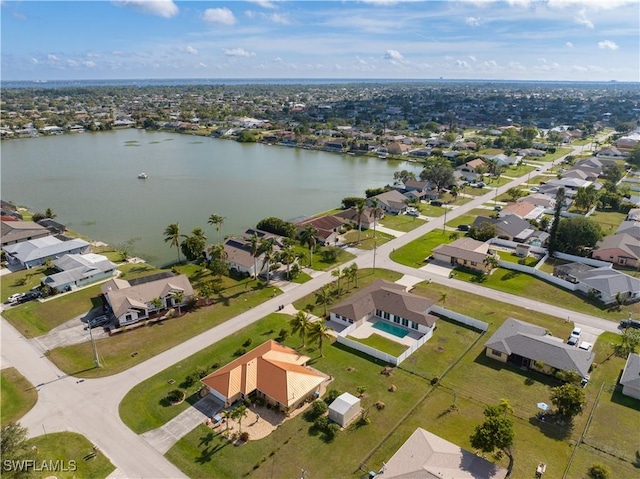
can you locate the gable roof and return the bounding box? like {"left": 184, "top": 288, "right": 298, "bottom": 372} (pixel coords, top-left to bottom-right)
{"left": 616, "top": 221, "right": 640, "bottom": 240}
{"left": 484, "top": 318, "right": 594, "bottom": 377}
{"left": 331, "top": 279, "right": 437, "bottom": 327}
{"left": 42, "top": 253, "right": 117, "bottom": 289}
{"left": 334, "top": 207, "right": 376, "bottom": 226}
{"left": 371, "top": 190, "right": 409, "bottom": 210}
{"left": 201, "top": 340, "right": 325, "bottom": 407}
{"left": 472, "top": 214, "right": 533, "bottom": 240}
{"left": 573, "top": 267, "right": 640, "bottom": 297}
{"left": 1, "top": 220, "right": 50, "bottom": 245}
{"left": 595, "top": 233, "right": 640, "bottom": 260}
{"left": 620, "top": 353, "right": 640, "bottom": 390}
{"left": 329, "top": 392, "right": 360, "bottom": 415}
{"left": 379, "top": 427, "right": 507, "bottom": 479}
{"left": 432, "top": 237, "right": 490, "bottom": 264}
{"left": 101, "top": 273, "right": 193, "bottom": 318}
{"left": 224, "top": 238, "right": 260, "bottom": 269}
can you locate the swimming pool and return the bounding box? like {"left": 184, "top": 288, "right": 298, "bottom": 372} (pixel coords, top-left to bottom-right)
{"left": 373, "top": 320, "right": 410, "bottom": 338}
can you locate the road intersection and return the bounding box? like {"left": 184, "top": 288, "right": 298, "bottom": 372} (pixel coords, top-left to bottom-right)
{"left": 1, "top": 148, "right": 620, "bottom": 478}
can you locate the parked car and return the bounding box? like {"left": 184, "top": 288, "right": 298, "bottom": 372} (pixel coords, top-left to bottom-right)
{"left": 430, "top": 200, "right": 443, "bottom": 207}
{"left": 16, "top": 290, "right": 41, "bottom": 304}
{"left": 476, "top": 182, "right": 485, "bottom": 188}
{"left": 567, "top": 336, "right": 579, "bottom": 346}
{"left": 620, "top": 319, "right": 640, "bottom": 330}
{"left": 458, "top": 224, "right": 470, "bottom": 232}
{"left": 406, "top": 208, "right": 419, "bottom": 217}
{"left": 580, "top": 375, "right": 590, "bottom": 388}
{"left": 7, "top": 293, "right": 25, "bottom": 304}
{"left": 570, "top": 327, "right": 582, "bottom": 338}
{"left": 494, "top": 205, "right": 503, "bottom": 211}
{"left": 579, "top": 341, "right": 593, "bottom": 351}
{"left": 84, "top": 315, "right": 110, "bottom": 330}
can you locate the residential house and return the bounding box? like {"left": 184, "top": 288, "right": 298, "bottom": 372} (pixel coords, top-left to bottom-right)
{"left": 328, "top": 392, "right": 361, "bottom": 427}
{"left": 101, "top": 272, "right": 194, "bottom": 326}
{"left": 368, "top": 190, "right": 408, "bottom": 215}
{"left": 334, "top": 206, "right": 376, "bottom": 230}
{"left": 386, "top": 142, "right": 412, "bottom": 156}
{"left": 592, "top": 233, "right": 640, "bottom": 268}
{"left": 41, "top": 253, "right": 118, "bottom": 292}
{"left": 627, "top": 208, "right": 640, "bottom": 221}
{"left": 432, "top": 237, "right": 496, "bottom": 274}
{"left": 330, "top": 279, "right": 437, "bottom": 336}
{"left": 4, "top": 235, "right": 90, "bottom": 269}
{"left": 201, "top": 340, "right": 327, "bottom": 409}
{"left": 484, "top": 318, "right": 594, "bottom": 378}
{"left": 323, "top": 138, "right": 348, "bottom": 152}
{"left": 596, "top": 147, "right": 627, "bottom": 159}
{"left": 36, "top": 218, "right": 66, "bottom": 235}
{"left": 499, "top": 202, "right": 545, "bottom": 221}
{"left": 614, "top": 137, "right": 639, "bottom": 151}
{"left": 573, "top": 157, "right": 604, "bottom": 176}
{"left": 518, "top": 193, "right": 556, "bottom": 209}
{"left": 615, "top": 221, "right": 640, "bottom": 239}
{"left": 561, "top": 169, "right": 597, "bottom": 182}
{"left": 223, "top": 238, "right": 264, "bottom": 278}
{"left": 620, "top": 353, "right": 640, "bottom": 400}
{"left": 554, "top": 263, "right": 640, "bottom": 306}
{"left": 1, "top": 220, "right": 50, "bottom": 247}
{"left": 457, "top": 158, "right": 486, "bottom": 182}
{"left": 471, "top": 214, "right": 546, "bottom": 244}
{"left": 295, "top": 215, "right": 344, "bottom": 245}
{"left": 377, "top": 427, "right": 507, "bottom": 479}
{"left": 545, "top": 178, "right": 599, "bottom": 192}
{"left": 518, "top": 148, "right": 546, "bottom": 157}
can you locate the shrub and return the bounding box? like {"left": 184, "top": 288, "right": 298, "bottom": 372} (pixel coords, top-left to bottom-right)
{"left": 324, "top": 389, "right": 342, "bottom": 405}
{"left": 239, "top": 432, "right": 250, "bottom": 442}
{"left": 234, "top": 347, "right": 247, "bottom": 357}
{"left": 309, "top": 400, "right": 328, "bottom": 419}
{"left": 244, "top": 397, "right": 252, "bottom": 407}
{"left": 277, "top": 329, "right": 288, "bottom": 342}
{"left": 430, "top": 377, "right": 440, "bottom": 386}
{"left": 374, "top": 401, "right": 386, "bottom": 410}
{"left": 588, "top": 463, "right": 610, "bottom": 479}
{"left": 243, "top": 338, "right": 253, "bottom": 348}
{"left": 325, "top": 423, "right": 340, "bottom": 441}
{"left": 380, "top": 367, "right": 394, "bottom": 376}
{"left": 314, "top": 416, "right": 329, "bottom": 432}
{"left": 195, "top": 366, "right": 208, "bottom": 379}
{"left": 167, "top": 389, "right": 184, "bottom": 403}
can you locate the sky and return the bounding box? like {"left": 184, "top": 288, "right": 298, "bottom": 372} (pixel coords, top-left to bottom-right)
{"left": 1, "top": 0, "right": 639, "bottom": 82}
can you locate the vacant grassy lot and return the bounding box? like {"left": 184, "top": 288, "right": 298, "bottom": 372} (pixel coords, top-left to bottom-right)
{"left": 379, "top": 214, "right": 426, "bottom": 232}
{"left": 587, "top": 210, "right": 627, "bottom": 232}
{"left": 291, "top": 244, "right": 356, "bottom": 271}
{"left": 452, "top": 267, "right": 640, "bottom": 321}
{"left": 1, "top": 367, "right": 37, "bottom": 426}
{"left": 389, "top": 230, "right": 455, "bottom": 267}
{"left": 28, "top": 432, "right": 115, "bottom": 479}
{"left": 343, "top": 229, "right": 394, "bottom": 250}
{"left": 49, "top": 278, "right": 280, "bottom": 378}
{"left": 346, "top": 333, "right": 408, "bottom": 357}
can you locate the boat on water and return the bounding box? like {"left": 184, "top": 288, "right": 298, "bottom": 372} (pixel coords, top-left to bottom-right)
{"left": 137, "top": 173, "right": 149, "bottom": 179}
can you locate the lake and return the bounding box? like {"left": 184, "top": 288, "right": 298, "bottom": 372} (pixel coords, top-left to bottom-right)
{"left": 2, "top": 129, "right": 422, "bottom": 266}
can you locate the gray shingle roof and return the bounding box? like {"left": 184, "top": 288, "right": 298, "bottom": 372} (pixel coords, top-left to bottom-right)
{"left": 484, "top": 318, "right": 594, "bottom": 377}
{"left": 4, "top": 236, "right": 90, "bottom": 263}
{"left": 574, "top": 267, "right": 640, "bottom": 298}
{"left": 620, "top": 353, "right": 640, "bottom": 390}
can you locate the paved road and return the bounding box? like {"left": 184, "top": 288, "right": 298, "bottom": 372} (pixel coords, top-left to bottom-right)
{"left": 1, "top": 146, "right": 619, "bottom": 478}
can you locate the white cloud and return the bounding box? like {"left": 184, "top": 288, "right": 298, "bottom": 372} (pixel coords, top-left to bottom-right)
{"left": 469, "top": 55, "right": 477, "bottom": 62}
{"left": 565, "top": 41, "right": 574, "bottom": 48}
{"left": 575, "top": 9, "right": 593, "bottom": 28}
{"left": 183, "top": 45, "right": 198, "bottom": 55}
{"left": 465, "top": 17, "right": 481, "bottom": 27}
{"left": 248, "top": 0, "right": 277, "bottom": 8}
{"left": 455, "top": 60, "right": 471, "bottom": 69}
{"left": 598, "top": 40, "right": 619, "bottom": 50}
{"left": 47, "top": 54, "right": 59, "bottom": 61}
{"left": 384, "top": 49, "right": 404, "bottom": 60}
{"left": 203, "top": 7, "right": 236, "bottom": 25}
{"left": 30, "top": 58, "right": 39, "bottom": 64}
{"left": 112, "top": 0, "right": 178, "bottom": 18}
{"left": 82, "top": 60, "right": 97, "bottom": 68}
{"left": 547, "top": 0, "right": 638, "bottom": 10}
{"left": 482, "top": 60, "right": 498, "bottom": 68}
{"left": 266, "top": 13, "right": 290, "bottom": 24}
{"left": 222, "top": 48, "right": 256, "bottom": 57}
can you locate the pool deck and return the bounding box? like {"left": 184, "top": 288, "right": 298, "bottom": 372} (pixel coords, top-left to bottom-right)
{"left": 348, "top": 317, "right": 423, "bottom": 347}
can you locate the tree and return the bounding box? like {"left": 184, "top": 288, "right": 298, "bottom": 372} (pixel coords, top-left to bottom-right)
{"left": 44, "top": 207, "right": 57, "bottom": 219}
{"left": 279, "top": 244, "right": 297, "bottom": 280}
{"left": 449, "top": 185, "right": 459, "bottom": 203}
{"left": 627, "top": 143, "right": 640, "bottom": 169}
{"left": 314, "top": 285, "right": 333, "bottom": 317}
{"left": 308, "top": 321, "right": 333, "bottom": 357}
{"left": 468, "top": 221, "right": 497, "bottom": 242}
{"left": 548, "top": 188, "right": 565, "bottom": 256}
{"left": 258, "top": 238, "right": 275, "bottom": 284}
{"left": 420, "top": 159, "right": 455, "bottom": 191}
{"left": 588, "top": 463, "right": 611, "bottom": 479}
{"left": 207, "top": 243, "right": 229, "bottom": 279}
{"left": 232, "top": 404, "right": 249, "bottom": 433}
{"left": 574, "top": 185, "right": 600, "bottom": 212}
{"left": 355, "top": 200, "right": 366, "bottom": 244}
{"left": 299, "top": 225, "right": 318, "bottom": 268}
{"left": 1, "top": 422, "right": 33, "bottom": 479}
{"left": 370, "top": 198, "right": 384, "bottom": 238}
{"left": 207, "top": 214, "right": 226, "bottom": 244}
{"left": 342, "top": 196, "right": 366, "bottom": 209}
{"left": 331, "top": 267, "right": 344, "bottom": 296}
{"left": 344, "top": 263, "right": 359, "bottom": 289}
{"left": 199, "top": 280, "right": 214, "bottom": 305}
{"left": 469, "top": 401, "right": 514, "bottom": 473}
{"left": 172, "top": 290, "right": 185, "bottom": 314}
{"left": 614, "top": 328, "right": 640, "bottom": 357}
{"left": 602, "top": 164, "right": 623, "bottom": 186}
{"left": 248, "top": 232, "right": 260, "bottom": 279}
{"left": 289, "top": 310, "right": 312, "bottom": 347}
{"left": 163, "top": 223, "right": 182, "bottom": 264}
{"left": 506, "top": 187, "right": 525, "bottom": 202}
{"left": 555, "top": 216, "right": 603, "bottom": 255}
{"left": 393, "top": 169, "right": 416, "bottom": 185}
{"left": 551, "top": 383, "right": 586, "bottom": 418}
{"left": 181, "top": 230, "right": 206, "bottom": 261}
{"left": 483, "top": 255, "right": 499, "bottom": 271}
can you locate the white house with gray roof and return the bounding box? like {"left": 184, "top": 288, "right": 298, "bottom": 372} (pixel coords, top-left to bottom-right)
{"left": 42, "top": 253, "right": 117, "bottom": 292}
{"left": 620, "top": 353, "right": 640, "bottom": 400}
{"left": 484, "top": 318, "right": 594, "bottom": 378}
{"left": 4, "top": 235, "right": 90, "bottom": 269}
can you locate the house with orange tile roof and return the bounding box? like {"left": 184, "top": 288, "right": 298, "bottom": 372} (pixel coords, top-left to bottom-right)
{"left": 201, "top": 340, "right": 328, "bottom": 410}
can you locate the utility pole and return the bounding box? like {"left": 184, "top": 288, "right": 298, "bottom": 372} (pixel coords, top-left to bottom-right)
{"left": 442, "top": 204, "right": 447, "bottom": 233}
{"left": 88, "top": 325, "right": 100, "bottom": 368}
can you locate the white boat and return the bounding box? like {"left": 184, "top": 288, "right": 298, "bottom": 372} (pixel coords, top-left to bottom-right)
{"left": 137, "top": 173, "right": 149, "bottom": 179}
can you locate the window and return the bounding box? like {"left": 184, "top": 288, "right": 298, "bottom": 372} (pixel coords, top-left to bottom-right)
{"left": 402, "top": 318, "right": 409, "bottom": 327}
{"left": 383, "top": 311, "right": 390, "bottom": 320}
{"left": 394, "top": 316, "right": 400, "bottom": 324}
{"left": 375, "top": 309, "right": 382, "bottom": 317}
{"left": 412, "top": 321, "right": 419, "bottom": 330}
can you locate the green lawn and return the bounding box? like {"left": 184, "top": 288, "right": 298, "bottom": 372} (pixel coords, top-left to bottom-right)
{"left": 452, "top": 268, "right": 640, "bottom": 321}
{"left": 343, "top": 229, "right": 394, "bottom": 250}
{"left": 346, "top": 333, "right": 409, "bottom": 357}
{"left": 417, "top": 204, "right": 447, "bottom": 216}
{"left": 587, "top": 210, "right": 627, "bottom": 233}
{"left": 0, "top": 264, "right": 52, "bottom": 302}
{"left": 291, "top": 271, "right": 313, "bottom": 284}
{"left": 1, "top": 367, "right": 37, "bottom": 426}
{"left": 389, "top": 230, "right": 456, "bottom": 267}
{"left": 498, "top": 252, "right": 539, "bottom": 267}
{"left": 292, "top": 244, "right": 356, "bottom": 271}
{"left": 48, "top": 278, "right": 281, "bottom": 378}
{"left": 537, "top": 257, "right": 570, "bottom": 274}
{"left": 27, "top": 432, "right": 115, "bottom": 479}
{"left": 445, "top": 209, "right": 488, "bottom": 229}
{"left": 292, "top": 268, "right": 403, "bottom": 318}
{"left": 378, "top": 214, "right": 426, "bottom": 232}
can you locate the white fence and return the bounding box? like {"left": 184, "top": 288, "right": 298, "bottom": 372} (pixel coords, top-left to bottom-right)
{"left": 553, "top": 252, "right": 611, "bottom": 268}
{"left": 497, "top": 259, "right": 578, "bottom": 290}
{"left": 429, "top": 306, "right": 489, "bottom": 331}
{"left": 488, "top": 238, "right": 547, "bottom": 255}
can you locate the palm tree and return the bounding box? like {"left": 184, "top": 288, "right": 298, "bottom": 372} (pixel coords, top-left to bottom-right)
{"left": 172, "top": 290, "right": 185, "bottom": 314}
{"left": 258, "top": 238, "right": 275, "bottom": 284}
{"left": 355, "top": 200, "right": 366, "bottom": 244}
{"left": 44, "top": 207, "right": 56, "bottom": 219}
{"left": 308, "top": 321, "right": 333, "bottom": 357}
{"left": 279, "top": 245, "right": 297, "bottom": 280}
{"left": 233, "top": 404, "right": 249, "bottom": 434}
{"left": 348, "top": 263, "right": 359, "bottom": 288}
{"left": 483, "top": 255, "right": 499, "bottom": 272}
{"left": 439, "top": 292, "right": 447, "bottom": 305}
{"left": 289, "top": 311, "right": 312, "bottom": 347}
{"left": 207, "top": 214, "right": 226, "bottom": 244}
{"left": 331, "top": 267, "right": 343, "bottom": 297}
{"left": 450, "top": 185, "right": 459, "bottom": 203}
{"left": 163, "top": 223, "right": 182, "bottom": 264}
{"left": 207, "top": 243, "right": 229, "bottom": 279}
{"left": 370, "top": 198, "right": 384, "bottom": 238}
{"left": 299, "top": 225, "right": 318, "bottom": 268}
{"left": 314, "top": 285, "right": 333, "bottom": 317}
{"left": 248, "top": 233, "right": 260, "bottom": 279}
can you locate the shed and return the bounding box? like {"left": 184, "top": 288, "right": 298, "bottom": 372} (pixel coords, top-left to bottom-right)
{"left": 328, "top": 392, "right": 361, "bottom": 427}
